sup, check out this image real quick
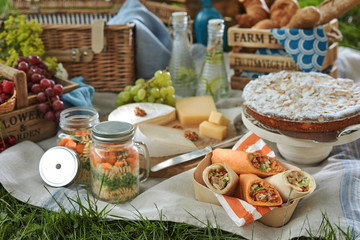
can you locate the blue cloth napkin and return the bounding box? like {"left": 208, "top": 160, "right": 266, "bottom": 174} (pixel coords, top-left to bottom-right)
{"left": 62, "top": 76, "right": 94, "bottom": 108}
{"left": 270, "top": 26, "right": 328, "bottom": 72}
{"left": 107, "top": 0, "right": 172, "bottom": 80}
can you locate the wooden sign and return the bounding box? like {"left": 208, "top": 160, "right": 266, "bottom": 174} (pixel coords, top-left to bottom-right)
{"left": 229, "top": 42, "right": 338, "bottom": 73}
{"left": 227, "top": 26, "right": 283, "bottom": 48}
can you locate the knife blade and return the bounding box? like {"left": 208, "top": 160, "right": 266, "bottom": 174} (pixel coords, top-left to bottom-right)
{"left": 150, "top": 135, "right": 243, "bottom": 172}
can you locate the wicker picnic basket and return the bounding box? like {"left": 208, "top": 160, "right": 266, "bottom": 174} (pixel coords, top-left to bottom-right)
{"left": 12, "top": 0, "right": 125, "bottom": 13}
{"left": 0, "top": 64, "right": 78, "bottom": 142}
{"left": 0, "top": 90, "right": 16, "bottom": 114}
{"left": 39, "top": 21, "right": 136, "bottom": 92}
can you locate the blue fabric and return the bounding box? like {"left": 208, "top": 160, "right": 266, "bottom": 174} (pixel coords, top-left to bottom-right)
{"left": 107, "top": 0, "right": 172, "bottom": 80}
{"left": 62, "top": 76, "right": 94, "bottom": 108}
{"left": 270, "top": 26, "right": 328, "bottom": 72}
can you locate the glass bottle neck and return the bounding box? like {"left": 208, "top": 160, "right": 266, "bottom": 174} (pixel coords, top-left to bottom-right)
{"left": 202, "top": 0, "right": 212, "bottom": 8}
{"left": 207, "top": 30, "right": 224, "bottom": 51}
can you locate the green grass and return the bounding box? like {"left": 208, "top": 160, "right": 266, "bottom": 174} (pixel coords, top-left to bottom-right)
{"left": 1, "top": 183, "right": 359, "bottom": 239}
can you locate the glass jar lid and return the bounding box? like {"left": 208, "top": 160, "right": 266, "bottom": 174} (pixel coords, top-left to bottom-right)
{"left": 39, "top": 146, "right": 80, "bottom": 187}
{"left": 91, "top": 121, "right": 134, "bottom": 143}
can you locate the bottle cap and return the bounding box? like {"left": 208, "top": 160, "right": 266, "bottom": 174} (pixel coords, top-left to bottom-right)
{"left": 92, "top": 121, "right": 134, "bottom": 143}
{"left": 39, "top": 146, "right": 80, "bottom": 187}
{"left": 208, "top": 19, "right": 224, "bottom": 32}
{"left": 172, "top": 12, "right": 188, "bottom": 24}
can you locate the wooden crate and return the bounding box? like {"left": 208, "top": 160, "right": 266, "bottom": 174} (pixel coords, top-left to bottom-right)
{"left": 39, "top": 22, "right": 136, "bottom": 92}
{"left": 227, "top": 19, "right": 341, "bottom": 90}
{"left": 0, "top": 64, "right": 78, "bottom": 143}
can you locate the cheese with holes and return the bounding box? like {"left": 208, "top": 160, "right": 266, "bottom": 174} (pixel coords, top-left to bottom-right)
{"left": 199, "top": 121, "right": 227, "bottom": 140}
{"left": 208, "top": 111, "right": 230, "bottom": 126}
{"left": 134, "top": 123, "right": 198, "bottom": 157}
{"left": 108, "top": 103, "right": 176, "bottom": 127}
{"left": 176, "top": 96, "right": 217, "bottom": 126}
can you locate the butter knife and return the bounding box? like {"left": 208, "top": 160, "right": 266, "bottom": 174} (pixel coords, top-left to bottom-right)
{"left": 151, "top": 135, "right": 242, "bottom": 172}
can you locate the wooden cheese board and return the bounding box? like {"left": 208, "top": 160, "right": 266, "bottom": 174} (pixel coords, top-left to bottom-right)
{"left": 146, "top": 119, "right": 239, "bottom": 178}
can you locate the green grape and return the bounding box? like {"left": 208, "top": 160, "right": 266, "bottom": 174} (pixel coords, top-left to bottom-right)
{"left": 133, "top": 96, "right": 140, "bottom": 102}
{"left": 150, "top": 87, "right": 160, "bottom": 98}
{"left": 135, "top": 78, "right": 145, "bottom": 86}
{"left": 130, "top": 85, "right": 140, "bottom": 95}
{"left": 166, "top": 86, "right": 175, "bottom": 96}
{"left": 115, "top": 98, "right": 124, "bottom": 106}
{"left": 155, "top": 98, "right": 164, "bottom": 104}
{"left": 148, "top": 95, "right": 155, "bottom": 103}
{"left": 122, "top": 91, "right": 131, "bottom": 102}
{"left": 115, "top": 69, "right": 175, "bottom": 106}
{"left": 154, "top": 70, "right": 163, "bottom": 80}
{"left": 160, "top": 87, "right": 167, "bottom": 98}
{"left": 166, "top": 95, "right": 176, "bottom": 106}
{"left": 137, "top": 89, "right": 146, "bottom": 100}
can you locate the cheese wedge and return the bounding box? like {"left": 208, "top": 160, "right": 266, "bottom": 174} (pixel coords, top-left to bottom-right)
{"left": 176, "top": 96, "right": 216, "bottom": 126}
{"left": 208, "top": 111, "right": 229, "bottom": 126}
{"left": 108, "top": 103, "right": 176, "bottom": 127}
{"left": 199, "top": 121, "right": 227, "bottom": 140}
{"left": 134, "top": 123, "right": 198, "bottom": 157}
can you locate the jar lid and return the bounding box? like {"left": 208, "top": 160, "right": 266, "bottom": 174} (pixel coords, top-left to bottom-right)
{"left": 39, "top": 146, "right": 80, "bottom": 187}
{"left": 92, "top": 121, "right": 134, "bottom": 143}
{"left": 208, "top": 19, "right": 224, "bottom": 32}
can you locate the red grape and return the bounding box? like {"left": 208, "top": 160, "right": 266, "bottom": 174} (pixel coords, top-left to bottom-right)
{"left": 53, "top": 84, "right": 63, "bottom": 96}
{"left": 54, "top": 110, "right": 61, "bottom": 122}
{"left": 52, "top": 100, "right": 64, "bottom": 111}
{"left": 17, "top": 56, "right": 27, "bottom": 63}
{"left": 40, "top": 78, "right": 51, "bottom": 89}
{"left": 49, "top": 80, "right": 55, "bottom": 88}
{"left": 0, "top": 146, "right": 6, "bottom": 153}
{"left": 37, "top": 92, "right": 47, "bottom": 102}
{"left": 5, "top": 135, "right": 17, "bottom": 146}
{"left": 31, "top": 73, "right": 42, "bottom": 84}
{"left": 51, "top": 95, "right": 60, "bottom": 102}
{"left": 38, "top": 103, "right": 49, "bottom": 114}
{"left": 45, "top": 111, "right": 55, "bottom": 121}
{"left": 44, "top": 87, "right": 55, "bottom": 98}
{"left": 18, "top": 61, "right": 29, "bottom": 72}
{"left": 28, "top": 55, "right": 41, "bottom": 66}
{"left": 31, "top": 84, "right": 42, "bottom": 94}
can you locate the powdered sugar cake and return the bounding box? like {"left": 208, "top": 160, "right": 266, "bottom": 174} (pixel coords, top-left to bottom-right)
{"left": 242, "top": 71, "right": 360, "bottom": 133}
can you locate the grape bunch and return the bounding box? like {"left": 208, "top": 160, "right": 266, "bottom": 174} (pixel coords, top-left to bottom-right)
{"left": 15, "top": 55, "right": 65, "bottom": 122}
{"left": 116, "top": 69, "right": 176, "bottom": 107}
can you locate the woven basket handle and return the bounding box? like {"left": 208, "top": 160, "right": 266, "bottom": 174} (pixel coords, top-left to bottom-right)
{"left": 0, "top": 64, "right": 29, "bottom": 109}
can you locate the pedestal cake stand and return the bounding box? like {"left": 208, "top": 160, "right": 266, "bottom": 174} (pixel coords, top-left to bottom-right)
{"left": 241, "top": 109, "right": 360, "bottom": 165}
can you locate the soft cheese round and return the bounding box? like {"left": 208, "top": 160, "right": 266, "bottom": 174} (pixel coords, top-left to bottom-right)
{"left": 242, "top": 71, "right": 360, "bottom": 132}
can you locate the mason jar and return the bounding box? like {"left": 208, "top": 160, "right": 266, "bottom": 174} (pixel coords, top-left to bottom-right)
{"left": 90, "top": 121, "right": 150, "bottom": 203}
{"left": 57, "top": 106, "right": 99, "bottom": 184}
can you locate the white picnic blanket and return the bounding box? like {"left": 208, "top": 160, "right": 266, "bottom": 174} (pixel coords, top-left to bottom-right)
{"left": 0, "top": 137, "right": 359, "bottom": 239}
{"left": 0, "top": 47, "right": 360, "bottom": 239}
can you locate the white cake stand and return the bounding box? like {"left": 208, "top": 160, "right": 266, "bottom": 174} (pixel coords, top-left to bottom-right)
{"left": 241, "top": 110, "right": 360, "bottom": 165}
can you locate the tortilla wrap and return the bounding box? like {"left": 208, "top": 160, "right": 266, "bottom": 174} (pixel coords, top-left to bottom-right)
{"left": 265, "top": 169, "right": 316, "bottom": 201}
{"left": 202, "top": 163, "right": 239, "bottom": 195}
{"left": 211, "top": 148, "right": 286, "bottom": 177}
{"left": 234, "top": 173, "right": 283, "bottom": 207}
